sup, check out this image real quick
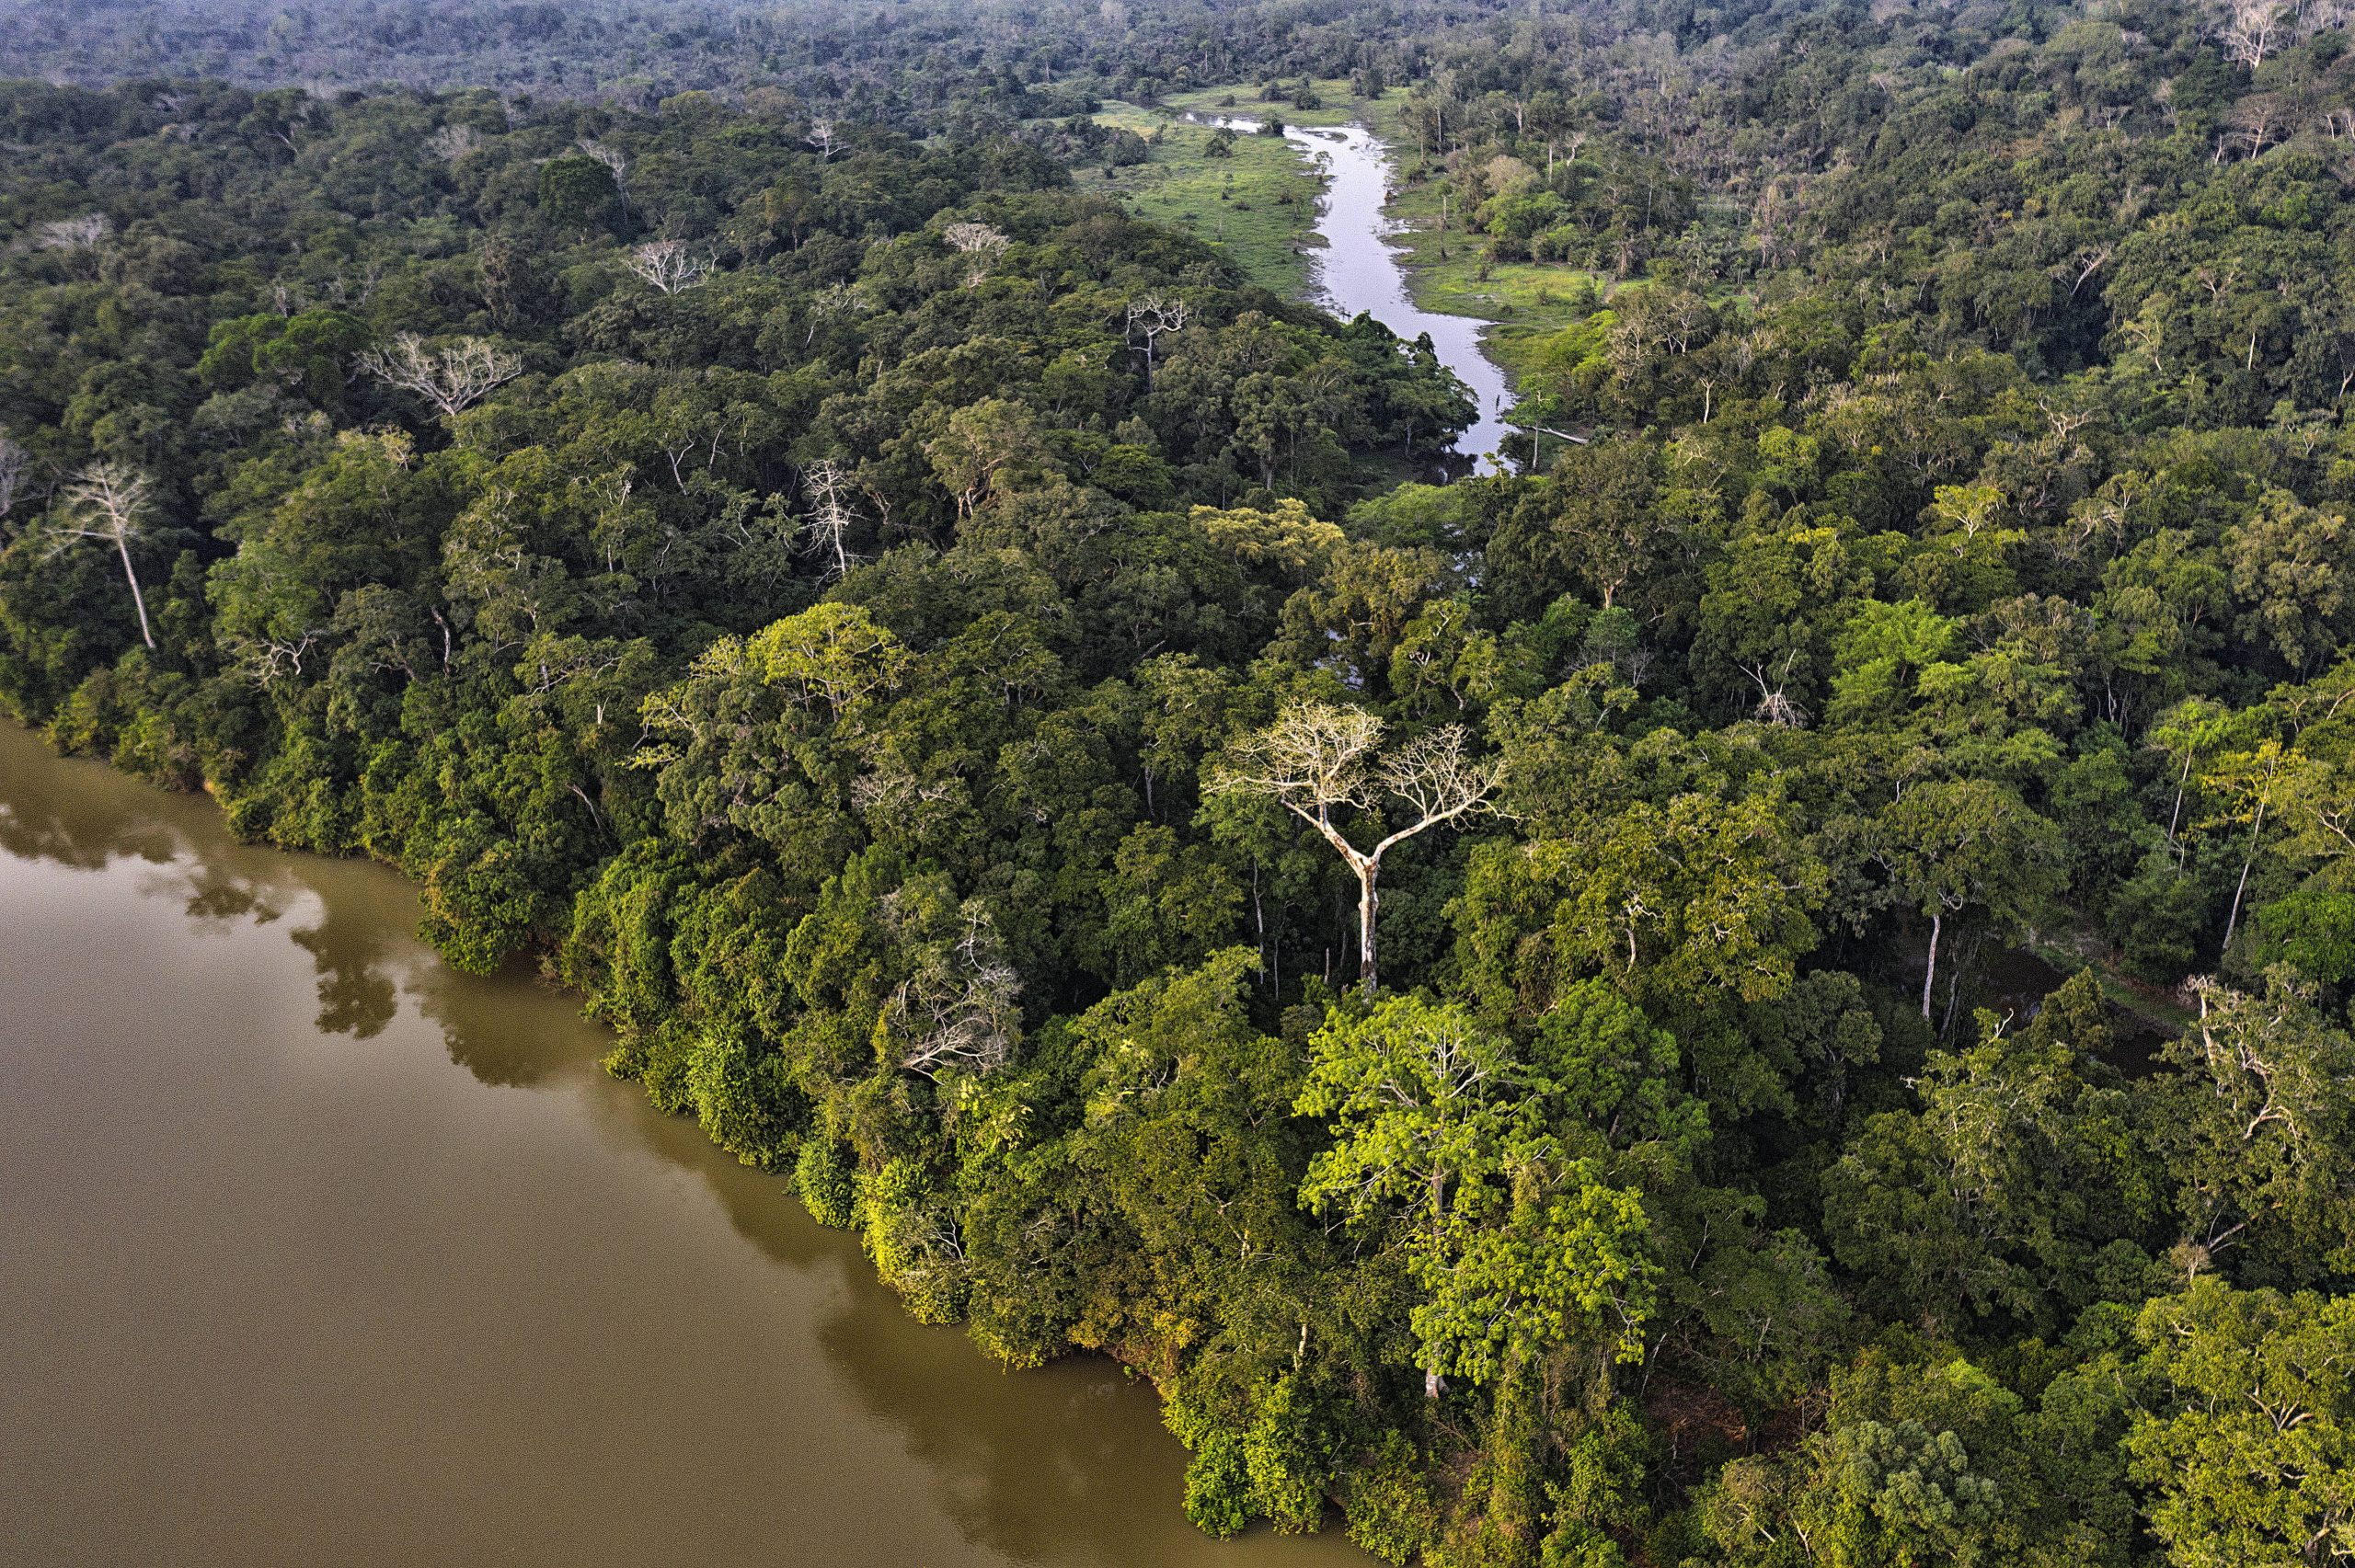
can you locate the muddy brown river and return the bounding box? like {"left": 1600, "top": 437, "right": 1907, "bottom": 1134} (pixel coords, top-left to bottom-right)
{"left": 0, "top": 721, "right": 1366, "bottom": 1566}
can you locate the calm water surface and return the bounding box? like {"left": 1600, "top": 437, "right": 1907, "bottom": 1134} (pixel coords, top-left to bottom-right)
{"left": 1201, "top": 115, "right": 1515, "bottom": 469}
{"left": 0, "top": 722, "right": 1366, "bottom": 1567}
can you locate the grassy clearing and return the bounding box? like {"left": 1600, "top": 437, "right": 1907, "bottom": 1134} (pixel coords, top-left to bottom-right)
{"left": 1152, "top": 78, "right": 1378, "bottom": 131}
{"left": 1087, "top": 83, "right": 1631, "bottom": 395}
{"left": 1344, "top": 87, "right": 1621, "bottom": 383}
{"left": 1078, "top": 101, "right": 1328, "bottom": 296}
{"left": 2024, "top": 934, "right": 2201, "bottom": 1038}
{"left": 1380, "top": 174, "right": 1625, "bottom": 385}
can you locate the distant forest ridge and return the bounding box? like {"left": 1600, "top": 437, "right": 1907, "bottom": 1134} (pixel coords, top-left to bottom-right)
{"left": 10, "top": 0, "right": 1486, "bottom": 105}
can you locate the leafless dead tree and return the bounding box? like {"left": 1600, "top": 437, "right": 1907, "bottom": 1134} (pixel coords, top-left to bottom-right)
{"left": 360, "top": 334, "right": 523, "bottom": 418}
{"left": 2216, "top": 0, "right": 2285, "bottom": 65}
{"left": 884, "top": 899, "right": 1022, "bottom": 1079}
{"left": 1124, "top": 292, "right": 1189, "bottom": 390}
{"left": 47, "top": 464, "right": 159, "bottom": 648}
{"left": 800, "top": 457, "right": 864, "bottom": 583}
{"left": 942, "top": 221, "right": 1010, "bottom": 286}
{"left": 622, "top": 239, "right": 715, "bottom": 294}
{"left": 31, "top": 213, "right": 109, "bottom": 251}
{"left": 806, "top": 119, "right": 842, "bottom": 161}
{"left": 230, "top": 627, "right": 326, "bottom": 687}
{"left": 0, "top": 432, "right": 28, "bottom": 521}
{"left": 802, "top": 280, "right": 867, "bottom": 346}
{"left": 1742, "top": 654, "right": 1810, "bottom": 727}
{"left": 426, "top": 124, "right": 480, "bottom": 162}
{"left": 576, "top": 136, "right": 630, "bottom": 214}
{"left": 943, "top": 221, "right": 1009, "bottom": 254}
{"left": 1209, "top": 703, "right": 1503, "bottom": 993}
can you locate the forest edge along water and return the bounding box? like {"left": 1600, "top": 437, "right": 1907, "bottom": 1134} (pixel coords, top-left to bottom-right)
{"left": 1190, "top": 112, "right": 1518, "bottom": 472}
{"left": 0, "top": 721, "right": 1369, "bottom": 1568}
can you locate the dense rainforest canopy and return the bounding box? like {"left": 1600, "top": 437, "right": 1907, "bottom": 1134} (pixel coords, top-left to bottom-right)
{"left": 6, "top": 0, "right": 2355, "bottom": 1562}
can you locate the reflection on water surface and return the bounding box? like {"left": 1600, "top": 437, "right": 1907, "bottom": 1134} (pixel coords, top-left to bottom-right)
{"left": 0, "top": 723, "right": 1366, "bottom": 1567}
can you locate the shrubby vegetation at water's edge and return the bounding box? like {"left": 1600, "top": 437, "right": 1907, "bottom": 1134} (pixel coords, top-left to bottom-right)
{"left": 7, "top": 0, "right": 2355, "bottom": 1560}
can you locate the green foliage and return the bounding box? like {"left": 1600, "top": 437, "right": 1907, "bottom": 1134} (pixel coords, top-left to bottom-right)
{"left": 537, "top": 154, "right": 623, "bottom": 236}
{"left": 10, "top": 2, "right": 2355, "bottom": 1552}
{"left": 1298, "top": 994, "right": 1660, "bottom": 1395}
{"left": 1339, "top": 1431, "right": 1444, "bottom": 1562}
{"left": 1824, "top": 974, "right": 2168, "bottom": 1333}
{"left": 2128, "top": 1277, "right": 2355, "bottom": 1568}
{"left": 794, "top": 1137, "right": 858, "bottom": 1229}
{"left": 1698, "top": 1351, "right": 2132, "bottom": 1568}
{"left": 2151, "top": 970, "right": 2355, "bottom": 1284}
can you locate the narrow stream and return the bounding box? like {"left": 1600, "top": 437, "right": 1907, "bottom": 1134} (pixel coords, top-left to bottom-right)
{"left": 1200, "top": 114, "right": 1515, "bottom": 470}
{"left": 0, "top": 723, "right": 1369, "bottom": 1567}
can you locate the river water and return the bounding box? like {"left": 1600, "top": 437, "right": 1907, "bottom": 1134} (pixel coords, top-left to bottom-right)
{"left": 1204, "top": 115, "right": 1514, "bottom": 469}
{"left": 0, "top": 721, "right": 1366, "bottom": 1567}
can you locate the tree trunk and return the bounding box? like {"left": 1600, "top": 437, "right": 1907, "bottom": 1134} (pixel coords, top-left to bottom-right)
{"left": 2221, "top": 795, "right": 2270, "bottom": 957}
{"left": 2168, "top": 747, "right": 2195, "bottom": 860}
{"left": 1920, "top": 910, "right": 1941, "bottom": 1022}
{"left": 1357, "top": 863, "right": 1379, "bottom": 995}
{"left": 113, "top": 530, "right": 154, "bottom": 649}
{"left": 1251, "top": 858, "right": 1265, "bottom": 985}
{"left": 1424, "top": 1166, "right": 1446, "bottom": 1399}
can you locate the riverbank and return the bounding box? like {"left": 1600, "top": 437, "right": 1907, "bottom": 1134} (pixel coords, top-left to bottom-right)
{"left": 1087, "top": 86, "right": 1526, "bottom": 467}
{"left": 1079, "top": 103, "right": 1329, "bottom": 297}
{"left": 1340, "top": 88, "right": 1614, "bottom": 388}
{"left": 1374, "top": 174, "right": 1619, "bottom": 388}
{"left": 0, "top": 719, "right": 1372, "bottom": 1567}
{"left": 1087, "top": 84, "right": 1621, "bottom": 447}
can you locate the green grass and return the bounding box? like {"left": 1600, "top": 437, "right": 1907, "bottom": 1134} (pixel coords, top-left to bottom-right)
{"left": 1379, "top": 172, "right": 1625, "bottom": 385}
{"left": 1078, "top": 101, "right": 1329, "bottom": 297}
{"left": 1086, "top": 83, "right": 1630, "bottom": 394}
{"left": 2024, "top": 934, "right": 2201, "bottom": 1037}
{"left": 1153, "top": 78, "right": 1378, "bottom": 131}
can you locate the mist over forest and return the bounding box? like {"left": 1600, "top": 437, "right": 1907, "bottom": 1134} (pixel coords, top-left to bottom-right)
{"left": 5, "top": 0, "right": 2355, "bottom": 1562}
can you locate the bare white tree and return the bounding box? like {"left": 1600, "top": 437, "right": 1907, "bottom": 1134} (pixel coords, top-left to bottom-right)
{"left": 2216, "top": 0, "right": 2285, "bottom": 65}
{"left": 884, "top": 899, "right": 1022, "bottom": 1079}
{"left": 941, "top": 221, "right": 1010, "bottom": 286}
{"left": 31, "top": 213, "right": 110, "bottom": 251}
{"left": 622, "top": 239, "right": 715, "bottom": 294}
{"left": 47, "top": 464, "right": 159, "bottom": 648}
{"left": 1742, "top": 654, "right": 1810, "bottom": 728}
{"left": 0, "top": 431, "right": 28, "bottom": 521}
{"left": 228, "top": 626, "right": 325, "bottom": 688}
{"left": 426, "top": 123, "right": 480, "bottom": 163}
{"left": 942, "top": 221, "right": 1008, "bottom": 253}
{"left": 360, "top": 333, "right": 523, "bottom": 418}
{"left": 802, "top": 280, "right": 867, "bottom": 346}
{"left": 576, "top": 135, "right": 630, "bottom": 213}
{"left": 800, "top": 457, "right": 864, "bottom": 583}
{"left": 1210, "top": 703, "right": 1503, "bottom": 993}
{"left": 806, "top": 119, "right": 842, "bottom": 161}
{"left": 1125, "top": 292, "right": 1189, "bottom": 390}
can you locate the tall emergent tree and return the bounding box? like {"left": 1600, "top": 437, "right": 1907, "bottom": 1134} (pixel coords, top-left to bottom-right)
{"left": 1211, "top": 701, "right": 1501, "bottom": 993}
{"left": 46, "top": 464, "right": 158, "bottom": 649}
{"left": 1868, "top": 779, "right": 2063, "bottom": 1020}
{"left": 360, "top": 334, "right": 523, "bottom": 418}
{"left": 1297, "top": 997, "right": 1524, "bottom": 1400}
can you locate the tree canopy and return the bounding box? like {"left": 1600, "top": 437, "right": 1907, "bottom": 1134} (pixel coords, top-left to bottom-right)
{"left": 6, "top": 0, "right": 2355, "bottom": 1560}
